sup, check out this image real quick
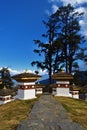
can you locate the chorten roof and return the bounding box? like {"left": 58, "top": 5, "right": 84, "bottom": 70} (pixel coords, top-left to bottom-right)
{"left": 52, "top": 71, "right": 73, "bottom": 80}
{"left": 70, "top": 84, "right": 80, "bottom": 91}
{"left": 12, "top": 72, "right": 41, "bottom": 82}
{"left": 35, "top": 84, "right": 45, "bottom": 88}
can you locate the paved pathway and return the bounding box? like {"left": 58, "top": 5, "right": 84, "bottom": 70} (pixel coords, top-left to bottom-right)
{"left": 17, "top": 94, "right": 84, "bottom": 130}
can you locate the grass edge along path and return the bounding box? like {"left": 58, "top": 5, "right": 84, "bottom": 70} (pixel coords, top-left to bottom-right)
{"left": 54, "top": 96, "right": 87, "bottom": 130}
{"left": 0, "top": 95, "right": 41, "bottom": 130}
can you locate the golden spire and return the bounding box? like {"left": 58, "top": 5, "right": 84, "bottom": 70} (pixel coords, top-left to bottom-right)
{"left": 0, "top": 81, "right": 2, "bottom": 84}
{"left": 25, "top": 69, "right": 28, "bottom": 73}
{"left": 3, "top": 85, "right": 7, "bottom": 90}
{"left": 73, "top": 83, "right": 75, "bottom": 86}
{"left": 61, "top": 68, "right": 65, "bottom": 73}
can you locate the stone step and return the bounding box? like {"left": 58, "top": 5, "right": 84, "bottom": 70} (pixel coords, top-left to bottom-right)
{"left": 17, "top": 95, "right": 84, "bottom": 130}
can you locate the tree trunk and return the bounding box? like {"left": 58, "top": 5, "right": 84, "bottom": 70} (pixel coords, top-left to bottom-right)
{"left": 49, "top": 54, "right": 52, "bottom": 84}
{"left": 69, "top": 59, "right": 72, "bottom": 73}
{"left": 65, "top": 57, "right": 68, "bottom": 73}
{"left": 69, "top": 63, "right": 72, "bottom": 73}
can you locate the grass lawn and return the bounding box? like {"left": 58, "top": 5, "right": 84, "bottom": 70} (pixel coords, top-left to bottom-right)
{"left": 55, "top": 97, "right": 87, "bottom": 130}
{"left": 0, "top": 96, "right": 40, "bottom": 130}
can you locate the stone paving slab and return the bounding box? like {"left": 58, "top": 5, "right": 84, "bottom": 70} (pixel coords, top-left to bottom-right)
{"left": 17, "top": 94, "right": 84, "bottom": 130}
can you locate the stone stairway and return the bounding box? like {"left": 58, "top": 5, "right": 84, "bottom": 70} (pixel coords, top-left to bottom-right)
{"left": 17, "top": 94, "right": 84, "bottom": 130}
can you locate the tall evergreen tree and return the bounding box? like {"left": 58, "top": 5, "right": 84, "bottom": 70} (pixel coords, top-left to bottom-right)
{"left": 0, "top": 67, "right": 13, "bottom": 89}
{"left": 52, "top": 4, "right": 86, "bottom": 73}
{"left": 32, "top": 4, "right": 86, "bottom": 84}
{"left": 31, "top": 18, "right": 61, "bottom": 83}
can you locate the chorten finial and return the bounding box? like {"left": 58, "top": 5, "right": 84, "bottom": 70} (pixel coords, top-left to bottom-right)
{"left": 3, "top": 85, "right": 7, "bottom": 90}
{"left": 73, "top": 83, "right": 75, "bottom": 86}
{"left": 0, "top": 81, "right": 2, "bottom": 84}
{"left": 61, "top": 68, "right": 65, "bottom": 73}
{"left": 25, "top": 69, "right": 28, "bottom": 73}
{"left": 38, "top": 82, "right": 40, "bottom": 84}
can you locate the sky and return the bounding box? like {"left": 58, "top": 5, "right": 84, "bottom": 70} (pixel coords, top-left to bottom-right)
{"left": 0, "top": 0, "right": 87, "bottom": 75}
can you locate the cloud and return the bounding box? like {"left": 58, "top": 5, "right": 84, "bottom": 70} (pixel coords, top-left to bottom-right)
{"left": 48, "top": 0, "right": 87, "bottom": 14}
{"left": 7, "top": 68, "right": 47, "bottom": 76}
{"left": 8, "top": 68, "right": 35, "bottom": 75}
{"left": 8, "top": 68, "right": 24, "bottom": 75}
{"left": 75, "top": 7, "right": 87, "bottom": 37}
{"left": 60, "top": 0, "right": 87, "bottom": 5}
{"left": 79, "top": 61, "right": 87, "bottom": 71}
{"left": 79, "top": 20, "right": 85, "bottom": 26}
{"left": 47, "top": 0, "right": 87, "bottom": 37}
{"left": 52, "top": 5, "right": 58, "bottom": 13}
{"left": 48, "top": 0, "right": 87, "bottom": 5}
{"left": 75, "top": 7, "right": 87, "bottom": 14}
{"left": 39, "top": 69, "right": 48, "bottom": 75}
{"left": 48, "top": 0, "right": 59, "bottom": 3}
{"left": 45, "top": 10, "right": 51, "bottom": 16}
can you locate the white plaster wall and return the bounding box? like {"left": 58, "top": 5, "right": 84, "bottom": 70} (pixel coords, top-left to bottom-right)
{"left": 36, "top": 88, "right": 43, "bottom": 94}
{"left": 17, "top": 89, "right": 36, "bottom": 100}
{"left": 72, "top": 91, "right": 79, "bottom": 99}
{"left": 18, "top": 82, "right": 35, "bottom": 85}
{"left": 55, "top": 88, "right": 70, "bottom": 97}
{"left": 24, "top": 89, "right": 36, "bottom": 99}
{"left": 52, "top": 88, "right": 56, "bottom": 95}
{"left": 18, "top": 89, "right": 24, "bottom": 99}
{"left": 4, "top": 99, "right": 13, "bottom": 103}
{"left": 0, "top": 95, "right": 14, "bottom": 105}
{"left": 0, "top": 99, "right": 14, "bottom": 105}
{"left": 72, "top": 94, "right": 79, "bottom": 99}
{"left": 56, "top": 81, "right": 69, "bottom": 84}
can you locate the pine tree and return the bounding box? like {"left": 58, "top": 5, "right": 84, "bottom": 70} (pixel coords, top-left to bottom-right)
{"left": 52, "top": 4, "right": 86, "bottom": 73}
{"left": 31, "top": 4, "right": 86, "bottom": 84}
{"left": 0, "top": 67, "right": 13, "bottom": 89}
{"left": 31, "top": 18, "right": 61, "bottom": 83}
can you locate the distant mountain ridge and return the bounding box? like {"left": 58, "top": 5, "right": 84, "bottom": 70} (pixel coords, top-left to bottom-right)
{"left": 36, "top": 74, "right": 49, "bottom": 85}
{"left": 75, "top": 71, "right": 87, "bottom": 81}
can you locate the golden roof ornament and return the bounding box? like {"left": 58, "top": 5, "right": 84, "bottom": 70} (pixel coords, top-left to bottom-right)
{"left": 0, "top": 81, "right": 2, "bottom": 84}
{"left": 73, "top": 83, "right": 75, "bottom": 86}
{"left": 12, "top": 71, "right": 41, "bottom": 82}
{"left": 3, "top": 86, "right": 7, "bottom": 90}
{"left": 61, "top": 68, "right": 65, "bottom": 73}
{"left": 38, "top": 82, "right": 40, "bottom": 84}
{"left": 52, "top": 69, "right": 73, "bottom": 80}
{"left": 25, "top": 69, "right": 29, "bottom": 73}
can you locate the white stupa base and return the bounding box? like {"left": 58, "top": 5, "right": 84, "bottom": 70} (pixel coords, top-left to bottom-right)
{"left": 16, "top": 82, "right": 37, "bottom": 100}
{"left": 55, "top": 94, "right": 72, "bottom": 97}
{"left": 72, "top": 95, "right": 79, "bottom": 99}
{"left": 70, "top": 91, "right": 79, "bottom": 99}
{"left": 36, "top": 88, "right": 43, "bottom": 95}
{"left": 0, "top": 95, "right": 14, "bottom": 105}
{"left": 17, "top": 89, "right": 36, "bottom": 100}
{"left": 54, "top": 87, "right": 72, "bottom": 97}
